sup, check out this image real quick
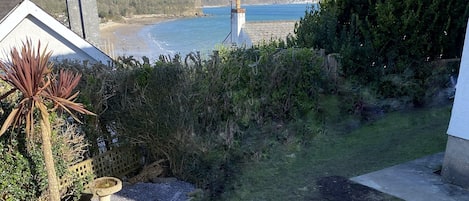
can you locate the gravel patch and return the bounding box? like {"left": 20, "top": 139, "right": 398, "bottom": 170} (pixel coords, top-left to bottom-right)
{"left": 91, "top": 180, "right": 196, "bottom": 201}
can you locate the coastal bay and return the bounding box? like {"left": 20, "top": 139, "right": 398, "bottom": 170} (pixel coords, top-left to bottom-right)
{"left": 99, "top": 3, "right": 313, "bottom": 60}
{"left": 99, "top": 15, "right": 177, "bottom": 60}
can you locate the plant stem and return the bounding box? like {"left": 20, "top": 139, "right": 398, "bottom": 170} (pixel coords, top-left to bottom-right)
{"left": 38, "top": 102, "right": 60, "bottom": 201}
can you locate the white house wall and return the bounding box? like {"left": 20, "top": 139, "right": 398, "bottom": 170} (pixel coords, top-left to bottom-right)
{"left": 0, "top": 0, "right": 111, "bottom": 64}
{"left": 0, "top": 15, "right": 95, "bottom": 62}
{"left": 447, "top": 18, "right": 469, "bottom": 139}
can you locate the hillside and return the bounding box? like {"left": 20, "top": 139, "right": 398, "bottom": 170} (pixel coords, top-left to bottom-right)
{"left": 202, "top": 0, "right": 311, "bottom": 7}
{"left": 31, "top": 0, "right": 203, "bottom": 20}
{"left": 96, "top": 0, "right": 203, "bottom": 18}
{"left": 30, "top": 0, "right": 310, "bottom": 20}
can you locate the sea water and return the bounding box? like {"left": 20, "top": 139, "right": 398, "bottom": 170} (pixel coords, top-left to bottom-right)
{"left": 139, "top": 3, "right": 315, "bottom": 59}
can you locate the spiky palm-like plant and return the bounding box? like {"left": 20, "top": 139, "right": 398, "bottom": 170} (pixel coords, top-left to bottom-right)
{"left": 0, "top": 40, "right": 94, "bottom": 201}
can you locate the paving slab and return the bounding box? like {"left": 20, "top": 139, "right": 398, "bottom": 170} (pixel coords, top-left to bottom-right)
{"left": 351, "top": 152, "right": 469, "bottom": 201}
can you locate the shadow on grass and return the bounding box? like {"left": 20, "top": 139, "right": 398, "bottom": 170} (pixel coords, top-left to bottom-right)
{"left": 222, "top": 105, "right": 451, "bottom": 200}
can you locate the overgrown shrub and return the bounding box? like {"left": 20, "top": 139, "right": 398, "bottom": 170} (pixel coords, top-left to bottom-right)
{"left": 70, "top": 42, "right": 457, "bottom": 200}
{"left": 0, "top": 118, "right": 92, "bottom": 201}
{"left": 0, "top": 139, "right": 46, "bottom": 200}
{"left": 293, "top": 0, "right": 468, "bottom": 105}
{"left": 0, "top": 79, "right": 92, "bottom": 201}
{"left": 70, "top": 45, "right": 327, "bottom": 199}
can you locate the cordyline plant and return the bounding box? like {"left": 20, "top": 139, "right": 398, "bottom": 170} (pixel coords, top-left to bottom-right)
{"left": 0, "top": 40, "right": 95, "bottom": 201}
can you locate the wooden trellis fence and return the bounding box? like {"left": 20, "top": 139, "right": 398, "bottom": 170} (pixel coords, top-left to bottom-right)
{"left": 60, "top": 146, "right": 142, "bottom": 190}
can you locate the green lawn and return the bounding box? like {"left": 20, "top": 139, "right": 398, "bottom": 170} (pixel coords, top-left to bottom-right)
{"left": 222, "top": 105, "right": 451, "bottom": 200}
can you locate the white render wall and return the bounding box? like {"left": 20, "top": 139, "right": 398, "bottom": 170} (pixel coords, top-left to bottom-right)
{"left": 0, "top": 16, "right": 95, "bottom": 62}
{"left": 447, "top": 18, "right": 469, "bottom": 139}
{"left": 0, "top": 0, "right": 111, "bottom": 64}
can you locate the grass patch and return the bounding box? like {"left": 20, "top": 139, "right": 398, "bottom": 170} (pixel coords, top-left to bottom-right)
{"left": 221, "top": 105, "right": 451, "bottom": 200}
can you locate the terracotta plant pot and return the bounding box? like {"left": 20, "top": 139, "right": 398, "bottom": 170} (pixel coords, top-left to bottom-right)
{"left": 91, "top": 177, "right": 122, "bottom": 201}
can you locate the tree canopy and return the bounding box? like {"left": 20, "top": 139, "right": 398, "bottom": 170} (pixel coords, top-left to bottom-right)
{"left": 292, "top": 0, "right": 468, "bottom": 105}
{"left": 294, "top": 0, "right": 469, "bottom": 83}
{"left": 31, "top": 0, "right": 203, "bottom": 20}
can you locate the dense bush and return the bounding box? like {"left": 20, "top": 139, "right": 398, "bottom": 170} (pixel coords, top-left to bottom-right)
{"left": 0, "top": 79, "right": 92, "bottom": 201}
{"left": 293, "top": 0, "right": 468, "bottom": 105}
{"left": 0, "top": 140, "right": 47, "bottom": 200}
{"left": 0, "top": 119, "right": 91, "bottom": 200}
{"left": 69, "top": 45, "right": 328, "bottom": 199}
{"left": 58, "top": 43, "right": 457, "bottom": 201}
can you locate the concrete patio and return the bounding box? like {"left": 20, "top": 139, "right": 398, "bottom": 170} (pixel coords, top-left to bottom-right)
{"left": 351, "top": 152, "right": 469, "bottom": 201}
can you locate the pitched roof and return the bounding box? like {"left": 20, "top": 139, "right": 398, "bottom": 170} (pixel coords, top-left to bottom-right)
{"left": 0, "top": 0, "right": 111, "bottom": 64}
{"left": 244, "top": 20, "right": 297, "bottom": 45}
{"left": 0, "top": 0, "right": 22, "bottom": 21}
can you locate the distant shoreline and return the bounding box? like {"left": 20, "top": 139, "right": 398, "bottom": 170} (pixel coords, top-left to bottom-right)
{"left": 201, "top": 1, "right": 313, "bottom": 8}
{"left": 99, "top": 15, "right": 178, "bottom": 59}
{"left": 99, "top": 2, "right": 312, "bottom": 60}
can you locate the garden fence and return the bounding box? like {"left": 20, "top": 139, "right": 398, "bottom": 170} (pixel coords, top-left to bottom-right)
{"left": 60, "top": 146, "right": 142, "bottom": 190}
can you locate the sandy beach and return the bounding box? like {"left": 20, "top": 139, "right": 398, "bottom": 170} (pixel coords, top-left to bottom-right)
{"left": 99, "top": 3, "right": 307, "bottom": 60}
{"left": 99, "top": 15, "right": 177, "bottom": 59}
